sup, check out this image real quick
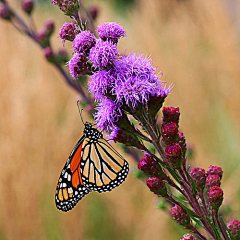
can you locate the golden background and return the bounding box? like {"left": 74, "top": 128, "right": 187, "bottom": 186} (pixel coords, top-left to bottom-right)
{"left": 0, "top": 0, "right": 240, "bottom": 239}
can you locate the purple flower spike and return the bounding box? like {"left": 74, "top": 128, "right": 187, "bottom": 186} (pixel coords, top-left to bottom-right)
{"left": 59, "top": 22, "right": 79, "bottom": 45}
{"left": 114, "top": 52, "right": 168, "bottom": 108}
{"left": 97, "top": 22, "right": 126, "bottom": 44}
{"left": 89, "top": 40, "right": 119, "bottom": 69}
{"left": 94, "top": 99, "right": 122, "bottom": 131}
{"left": 88, "top": 70, "right": 115, "bottom": 101}
{"left": 73, "top": 31, "right": 96, "bottom": 54}
{"left": 68, "top": 53, "right": 90, "bottom": 79}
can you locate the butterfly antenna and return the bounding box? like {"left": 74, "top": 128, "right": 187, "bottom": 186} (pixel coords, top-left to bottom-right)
{"left": 77, "top": 100, "right": 85, "bottom": 125}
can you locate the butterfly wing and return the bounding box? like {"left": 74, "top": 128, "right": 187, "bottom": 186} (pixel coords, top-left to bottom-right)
{"left": 55, "top": 137, "right": 90, "bottom": 212}
{"left": 80, "top": 138, "right": 129, "bottom": 193}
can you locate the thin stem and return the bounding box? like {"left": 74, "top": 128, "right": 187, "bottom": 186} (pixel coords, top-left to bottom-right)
{"left": 214, "top": 211, "right": 230, "bottom": 240}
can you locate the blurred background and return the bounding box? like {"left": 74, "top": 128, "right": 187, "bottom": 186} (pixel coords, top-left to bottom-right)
{"left": 0, "top": 0, "right": 240, "bottom": 239}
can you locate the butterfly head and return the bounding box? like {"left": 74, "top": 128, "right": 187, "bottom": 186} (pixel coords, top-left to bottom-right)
{"left": 84, "top": 122, "right": 103, "bottom": 141}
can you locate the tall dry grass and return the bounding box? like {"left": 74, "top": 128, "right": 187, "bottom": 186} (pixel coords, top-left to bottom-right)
{"left": 0, "top": 0, "right": 240, "bottom": 239}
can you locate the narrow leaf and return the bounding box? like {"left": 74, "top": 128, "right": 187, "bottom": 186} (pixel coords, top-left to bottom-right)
{"left": 206, "top": 217, "right": 221, "bottom": 240}
{"left": 220, "top": 217, "right": 233, "bottom": 240}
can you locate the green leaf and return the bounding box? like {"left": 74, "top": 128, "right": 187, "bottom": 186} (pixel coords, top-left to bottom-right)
{"left": 177, "top": 202, "right": 201, "bottom": 220}
{"left": 220, "top": 216, "right": 233, "bottom": 240}
{"left": 187, "top": 172, "right": 197, "bottom": 194}
{"left": 206, "top": 217, "right": 221, "bottom": 240}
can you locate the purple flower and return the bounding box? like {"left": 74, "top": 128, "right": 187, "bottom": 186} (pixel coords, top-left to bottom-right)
{"left": 97, "top": 22, "right": 126, "bottom": 44}
{"left": 89, "top": 40, "right": 119, "bottom": 69}
{"left": 94, "top": 99, "right": 122, "bottom": 131}
{"left": 59, "top": 22, "right": 79, "bottom": 45}
{"left": 68, "top": 53, "right": 90, "bottom": 79}
{"left": 88, "top": 70, "right": 116, "bottom": 101}
{"left": 113, "top": 52, "right": 169, "bottom": 108}
{"left": 73, "top": 31, "right": 96, "bottom": 54}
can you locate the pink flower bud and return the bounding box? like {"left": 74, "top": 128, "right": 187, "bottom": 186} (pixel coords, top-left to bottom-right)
{"left": 138, "top": 153, "right": 166, "bottom": 178}
{"left": 227, "top": 220, "right": 240, "bottom": 240}
{"left": 161, "top": 122, "right": 178, "bottom": 144}
{"left": 45, "top": 19, "right": 55, "bottom": 36}
{"left": 146, "top": 176, "right": 167, "bottom": 197}
{"left": 208, "top": 186, "right": 223, "bottom": 210}
{"left": 162, "top": 107, "right": 180, "bottom": 125}
{"left": 181, "top": 234, "right": 197, "bottom": 240}
{"left": 165, "top": 143, "right": 182, "bottom": 168}
{"left": 43, "top": 47, "right": 54, "bottom": 61}
{"left": 190, "top": 167, "right": 206, "bottom": 191}
{"left": 0, "top": 4, "right": 11, "bottom": 20}
{"left": 207, "top": 165, "right": 223, "bottom": 180}
{"left": 170, "top": 205, "right": 190, "bottom": 227}
{"left": 21, "top": 0, "right": 34, "bottom": 14}
{"left": 205, "top": 174, "right": 221, "bottom": 191}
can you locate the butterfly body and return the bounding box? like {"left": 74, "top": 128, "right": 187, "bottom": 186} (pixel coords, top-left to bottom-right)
{"left": 55, "top": 122, "right": 129, "bottom": 212}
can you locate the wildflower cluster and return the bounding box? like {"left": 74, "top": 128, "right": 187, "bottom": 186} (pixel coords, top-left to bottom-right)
{"left": 56, "top": 8, "right": 239, "bottom": 238}
{"left": 2, "top": 0, "right": 239, "bottom": 239}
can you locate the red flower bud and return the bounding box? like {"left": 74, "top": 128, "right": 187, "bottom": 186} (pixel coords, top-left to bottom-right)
{"left": 161, "top": 122, "right": 178, "bottom": 144}
{"left": 146, "top": 176, "right": 167, "bottom": 197}
{"left": 138, "top": 153, "right": 162, "bottom": 176}
{"left": 165, "top": 143, "right": 182, "bottom": 168}
{"left": 43, "top": 47, "right": 54, "bottom": 61}
{"left": 227, "top": 220, "right": 240, "bottom": 240}
{"left": 207, "top": 165, "right": 223, "bottom": 180}
{"left": 190, "top": 167, "right": 206, "bottom": 192}
{"left": 205, "top": 174, "right": 221, "bottom": 191}
{"left": 0, "top": 4, "right": 11, "bottom": 20}
{"left": 208, "top": 186, "right": 223, "bottom": 210}
{"left": 162, "top": 107, "right": 180, "bottom": 125}
{"left": 170, "top": 205, "right": 190, "bottom": 227}
{"left": 21, "top": 0, "right": 34, "bottom": 14}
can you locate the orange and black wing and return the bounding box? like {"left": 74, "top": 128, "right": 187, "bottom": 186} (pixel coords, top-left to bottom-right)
{"left": 80, "top": 138, "right": 129, "bottom": 193}
{"left": 55, "top": 137, "right": 90, "bottom": 212}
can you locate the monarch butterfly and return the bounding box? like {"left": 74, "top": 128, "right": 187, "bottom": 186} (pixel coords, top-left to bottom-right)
{"left": 55, "top": 105, "right": 129, "bottom": 212}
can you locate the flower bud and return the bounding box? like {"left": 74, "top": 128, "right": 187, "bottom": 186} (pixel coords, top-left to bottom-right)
{"left": 208, "top": 186, "right": 223, "bottom": 210}
{"left": 181, "top": 234, "right": 197, "bottom": 240}
{"left": 165, "top": 143, "right": 182, "bottom": 169}
{"left": 170, "top": 205, "right": 191, "bottom": 227}
{"left": 161, "top": 122, "right": 178, "bottom": 144}
{"left": 57, "top": 49, "right": 69, "bottom": 63}
{"left": 89, "top": 5, "right": 99, "bottom": 20}
{"left": 138, "top": 153, "right": 164, "bottom": 177}
{"left": 0, "top": 4, "right": 11, "bottom": 20}
{"left": 45, "top": 19, "right": 55, "bottom": 36}
{"left": 146, "top": 176, "right": 168, "bottom": 197}
{"left": 190, "top": 167, "right": 206, "bottom": 192}
{"left": 205, "top": 174, "right": 221, "bottom": 191}
{"left": 36, "top": 29, "right": 48, "bottom": 46}
{"left": 43, "top": 47, "right": 54, "bottom": 62}
{"left": 227, "top": 220, "right": 240, "bottom": 240}
{"left": 59, "top": 22, "right": 80, "bottom": 45}
{"left": 207, "top": 165, "right": 223, "bottom": 180}
{"left": 21, "top": 0, "right": 34, "bottom": 14}
{"left": 51, "top": 0, "right": 80, "bottom": 15}
{"left": 162, "top": 107, "right": 180, "bottom": 125}
{"left": 178, "top": 132, "right": 187, "bottom": 157}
